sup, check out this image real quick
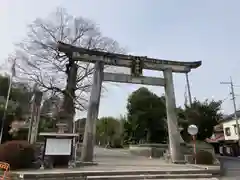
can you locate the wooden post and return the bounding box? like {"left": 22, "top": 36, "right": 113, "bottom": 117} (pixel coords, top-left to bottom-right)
{"left": 193, "top": 135, "right": 197, "bottom": 164}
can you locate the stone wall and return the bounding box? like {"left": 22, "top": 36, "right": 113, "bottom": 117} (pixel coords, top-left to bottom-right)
{"left": 128, "top": 142, "right": 216, "bottom": 161}
{"left": 129, "top": 144, "right": 167, "bottom": 158}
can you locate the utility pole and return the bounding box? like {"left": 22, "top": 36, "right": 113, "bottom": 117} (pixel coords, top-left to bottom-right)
{"left": 221, "top": 77, "right": 240, "bottom": 145}
{"left": 28, "top": 93, "right": 35, "bottom": 142}
{"left": 28, "top": 87, "right": 43, "bottom": 144}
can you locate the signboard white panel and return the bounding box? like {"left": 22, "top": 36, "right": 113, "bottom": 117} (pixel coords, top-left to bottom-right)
{"left": 45, "top": 138, "right": 72, "bottom": 155}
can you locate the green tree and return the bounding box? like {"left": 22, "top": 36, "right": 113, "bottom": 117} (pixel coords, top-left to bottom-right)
{"left": 0, "top": 75, "right": 32, "bottom": 143}
{"left": 40, "top": 95, "right": 61, "bottom": 117}
{"left": 0, "top": 76, "right": 32, "bottom": 116}
{"left": 96, "top": 117, "right": 120, "bottom": 146}
{"left": 75, "top": 118, "right": 86, "bottom": 142}
{"left": 38, "top": 116, "right": 55, "bottom": 133}
{"left": 38, "top": 95, "right": 62, "bottom": 134}
{"left": 179, "top": 99, "right": 222, "bottom": 141}
{"left": 126, "top": 87, "right": 167, "bottom": 144}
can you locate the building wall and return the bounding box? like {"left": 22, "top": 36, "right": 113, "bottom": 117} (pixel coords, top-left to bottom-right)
{"left": 223, "top": 119, "right": 240, "bottom": 140}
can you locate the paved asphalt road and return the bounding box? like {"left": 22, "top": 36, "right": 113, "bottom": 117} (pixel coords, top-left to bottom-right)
{"left": 13, "top": 147, "right": 232, "bottom": 179}
{"left": 91, "top": 147, "right": 212, "bottom": 171}
{"left": 217, "top": 156, "right": 240, "bottom": 179}
{"left": 94, "top": 146, "right": 132, "bottom": 159}
{"left": 93, "top": 147, "right": 239, "bottom": 179}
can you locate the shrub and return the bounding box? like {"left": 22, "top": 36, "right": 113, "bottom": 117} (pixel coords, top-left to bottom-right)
{"left": 111, "top": 136, "right": 123, "bottom": 148}
{"left": 0, "top": 140, "right": 36, "bottom": 170}
{"left": 195, "top": 150, "right": 214, "bottom": 165}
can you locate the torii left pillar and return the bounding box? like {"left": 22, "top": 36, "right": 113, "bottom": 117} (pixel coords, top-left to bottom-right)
{"left": 81, "top": 61, "right": 104, "bottom": 162}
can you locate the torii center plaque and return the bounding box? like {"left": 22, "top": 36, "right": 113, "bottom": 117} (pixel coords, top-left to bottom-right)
{"left": 57, "top": 42, "right": 201, "bottom": 163}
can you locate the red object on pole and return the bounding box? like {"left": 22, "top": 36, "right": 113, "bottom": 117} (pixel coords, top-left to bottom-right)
{"left": 193, "top": 135, "right": 196, "bottom": 164}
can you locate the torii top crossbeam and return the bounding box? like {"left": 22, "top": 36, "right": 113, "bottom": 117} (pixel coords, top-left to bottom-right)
{"left": 57, "top": 42, "right": 201, "bottom": 73}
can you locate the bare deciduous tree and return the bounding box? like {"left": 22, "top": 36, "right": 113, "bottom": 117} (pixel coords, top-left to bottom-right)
{"left": 15, "top": 7, "right": 124, "bottom": 112}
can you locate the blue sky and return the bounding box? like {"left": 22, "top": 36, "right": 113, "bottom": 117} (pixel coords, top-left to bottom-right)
{"left": 1, "top": 0, "right": 240, "bottom": 118}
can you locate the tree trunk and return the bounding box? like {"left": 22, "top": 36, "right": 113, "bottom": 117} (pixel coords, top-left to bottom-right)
{"left": 58, "top": 58, "right": 78, "bottom": 133}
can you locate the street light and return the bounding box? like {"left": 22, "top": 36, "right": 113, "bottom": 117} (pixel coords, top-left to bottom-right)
{"left": 188, "top": 124, "right": 198, "bottom": 164}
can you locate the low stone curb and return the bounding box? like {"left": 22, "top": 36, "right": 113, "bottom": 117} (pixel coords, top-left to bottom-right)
{"left": 86, "top": 174, "right": 214, "bottom": 180}
{"left": 75, "top": 161, "right": 98, "bottom": 167}
{"left": 10, "top": 168, "right": 221, "bottom": 180}
{"left": 185, "top": 163, "right": 220, "bottom": 171}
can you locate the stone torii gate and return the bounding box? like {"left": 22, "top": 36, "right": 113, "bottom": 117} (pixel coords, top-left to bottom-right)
{"left": 57, "top": 42, "right": 201, "bottom": 163}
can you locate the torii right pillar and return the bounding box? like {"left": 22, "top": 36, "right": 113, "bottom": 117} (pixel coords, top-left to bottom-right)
{"left": 164, "top": 68, "right": 183, "bottom": 163}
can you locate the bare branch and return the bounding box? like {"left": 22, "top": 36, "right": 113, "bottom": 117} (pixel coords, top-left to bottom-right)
{"left": 14, "top": 7, "right": 125, "bottom": 112}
